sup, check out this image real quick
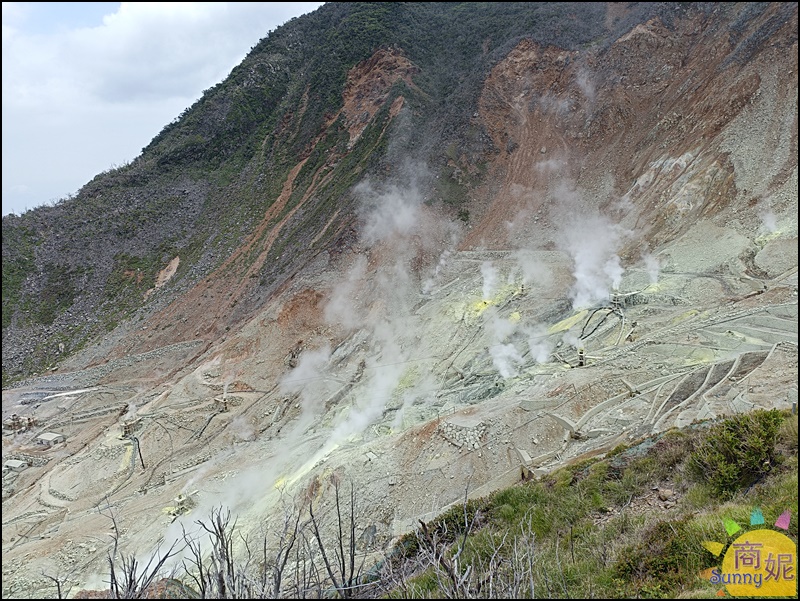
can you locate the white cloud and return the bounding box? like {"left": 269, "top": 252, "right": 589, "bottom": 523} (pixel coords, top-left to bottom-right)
{"left": 2, "top": 2, "right": 324, "bottom": 216}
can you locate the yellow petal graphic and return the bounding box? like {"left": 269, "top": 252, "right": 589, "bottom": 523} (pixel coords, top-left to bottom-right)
{"left": 702, "top": 541, "right": 725, "bottom": 556}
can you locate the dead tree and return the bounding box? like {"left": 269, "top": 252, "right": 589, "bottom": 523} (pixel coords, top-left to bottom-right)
{"left": 268, "top": 493, "right": 305, "bottom": 598}
{"left": 99, "top": 497, "right": 183, "bottom": 599}
{"left": 41, "top": 568, "right": 72, "bottom": 600}
{"left": 100, "top": 478, "right": 381, "bottom": 599}
{"left": 180, "top": 497, "right": 315, "bottom": 599}
{"left": 416, "top": 486, "right": 481, "bottom": 599}
{"left": 404, "top": 486, "right": 539, "bottom": 599}
{"left": 307, "top": 476, "right": 369, "bottom": 598}
{"left": 181, "top": 506, "right": 257, "bottom": 598}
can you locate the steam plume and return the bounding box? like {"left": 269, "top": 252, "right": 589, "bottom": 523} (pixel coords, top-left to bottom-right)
{"left": 642, "top": 252, "right": 660, "bottom": 285}
{"left": 558, "top": 210, "right": 627, "bottom": 308}
{"left": 481, "top": 261, "right": 499, "bottom": 300}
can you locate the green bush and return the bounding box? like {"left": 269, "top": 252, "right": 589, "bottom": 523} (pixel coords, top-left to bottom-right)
{"left": 613, "top": 517, "right": 704, "bottom": 594}
{"left": 687, "top": 409, "right": 785, "bottom": 498}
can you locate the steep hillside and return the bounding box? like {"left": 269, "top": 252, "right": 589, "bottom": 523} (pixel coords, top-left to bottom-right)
{"left": 2, "top": 1, "right": 647, "bottom": 385}
{"left": 1, "top": 2, "right": 797, "bottom": 598}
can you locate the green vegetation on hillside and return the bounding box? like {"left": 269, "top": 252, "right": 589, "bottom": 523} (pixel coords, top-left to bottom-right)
{"left": 1, "top": 223, "right": 39, "bottom": 329}
{"left": 380, "top": 408, "right": 798, "bottom": 599}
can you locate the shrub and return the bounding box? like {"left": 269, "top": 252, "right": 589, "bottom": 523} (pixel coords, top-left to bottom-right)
{"left": 613, "top": 517, "right": 704, "bottom": 594}
{"left": 687, "top": 409, "right": 785, "bottom": 498}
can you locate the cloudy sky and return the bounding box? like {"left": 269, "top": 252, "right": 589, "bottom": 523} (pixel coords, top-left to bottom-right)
{"left": 2, "top": 2, "right": 324, "bottom": 216}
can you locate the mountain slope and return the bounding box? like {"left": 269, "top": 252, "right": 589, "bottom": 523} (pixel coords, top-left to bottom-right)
{"left": 1, "top": 1, "right": 689, "bottom": 384}
{"left": 1, "top": 2, "right": 797, "bottom": 597}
